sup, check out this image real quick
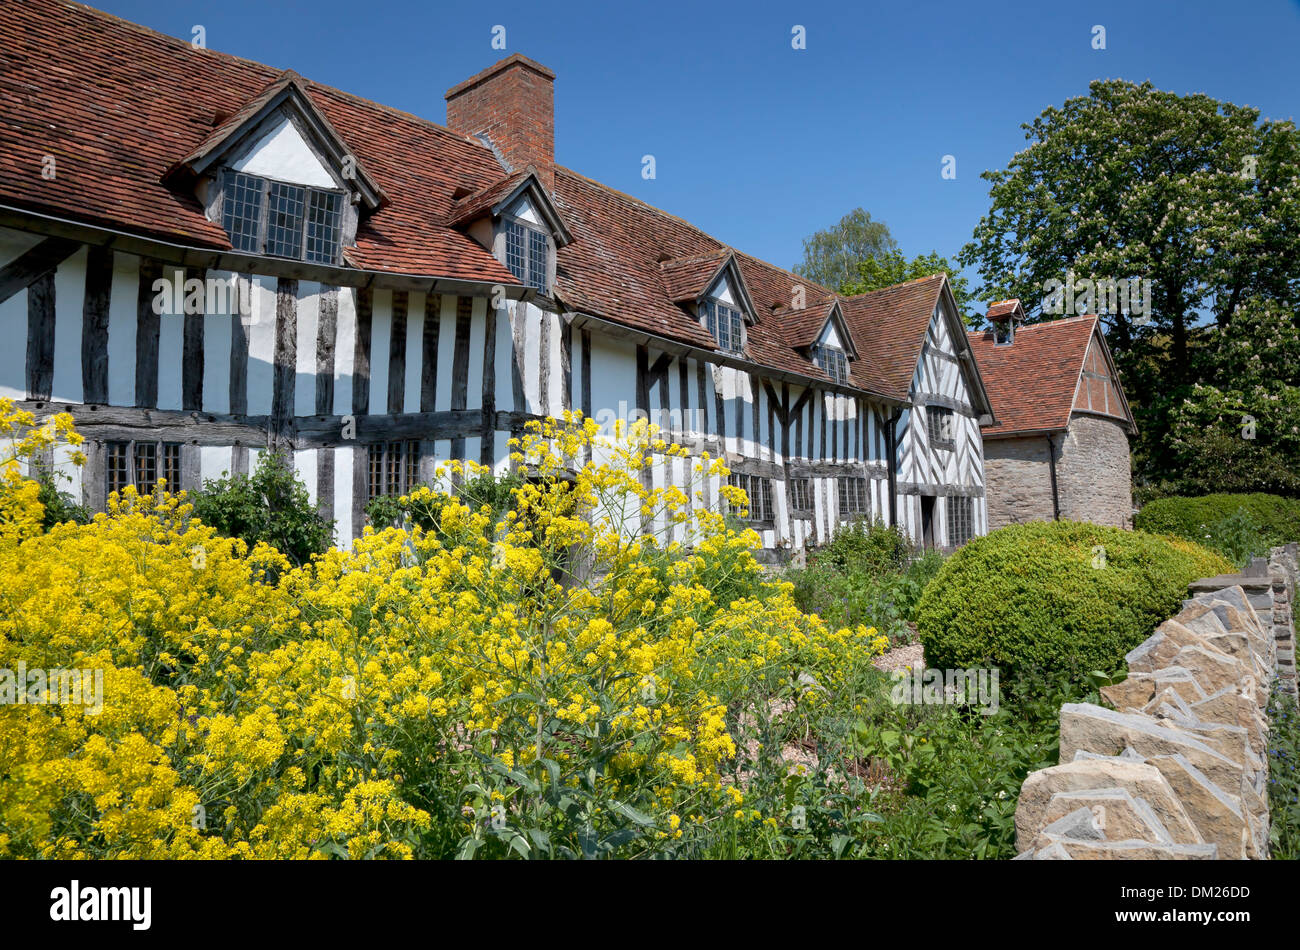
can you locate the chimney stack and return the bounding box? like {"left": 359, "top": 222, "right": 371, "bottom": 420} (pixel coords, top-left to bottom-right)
{"left": 445, "top": 54, "right": 556, "bottom": 193}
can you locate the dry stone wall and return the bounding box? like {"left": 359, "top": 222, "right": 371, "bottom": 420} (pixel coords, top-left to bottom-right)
{"left": 1013, "top": 544, "right": 1297, "bottom": 860}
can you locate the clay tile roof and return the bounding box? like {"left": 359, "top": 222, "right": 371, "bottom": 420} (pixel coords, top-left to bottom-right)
{"left": 0, "top": 0, "right": 943, "bottom": 399}
{"left": 0, "top": 0, "right": 518, "bottom": 284}
{"left": 986, "top": 299, "right": 1023, "bottom": 320}
{"left": 966, "top": 316, "right": 1098, "bottom": 437}
{"left": 444, "top": 169, "right": 534, "bottom": 228}
{"left": 837, "top": 275, "right": 948, "bottom": 401}
{"left": 657, "top": 251, "right": 730, "bottom": 302}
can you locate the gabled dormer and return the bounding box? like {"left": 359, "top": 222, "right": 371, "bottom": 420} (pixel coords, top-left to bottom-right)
{"left": 807, "top": 301, "right": 857, "bottom": 384}
{"left": 165, "top": 71, "right": 387, "bottom": 266}
{"left": 446, "top": 169, "right": 573, "bottom": 296}
{"left": 658, "top": 251, "right": 757, "bottom": 356}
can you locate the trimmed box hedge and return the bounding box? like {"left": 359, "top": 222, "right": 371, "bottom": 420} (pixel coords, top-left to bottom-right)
{"left": 1135, "top": 492, "right": 1300, "bottom": 550}
{"left": 916, "top": 521, "right": 1232, "bottom": 683}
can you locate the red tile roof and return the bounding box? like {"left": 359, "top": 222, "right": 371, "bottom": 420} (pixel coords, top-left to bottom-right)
{"left": 986, "top": 299, "right": 1023, "bottom": 321}
{"left": 967, "top": 316, "right": 1101, "bottom": 437}
{"left": 657, "top": 251, "right": 730, "bottom": 303}
{"left": 839, "top": 275, "right": 949, "bottom": 401}
{"left": 0, "top": 0, "right": 966, "bottom": 404}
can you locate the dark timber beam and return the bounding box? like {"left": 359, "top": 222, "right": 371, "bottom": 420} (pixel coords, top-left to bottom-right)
{"left": 0, "top": 237, "right": 80, "bottom": 305}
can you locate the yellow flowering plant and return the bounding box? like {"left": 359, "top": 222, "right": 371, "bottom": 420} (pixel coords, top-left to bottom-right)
{"left": 0, "top": 409, "right": 890, "bottom": 859}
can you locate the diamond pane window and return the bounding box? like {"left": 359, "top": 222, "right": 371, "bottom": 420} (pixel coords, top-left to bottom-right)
{"left": 528, "top": 228, "right": 548, "bottom": 292}
{"left": 789, "top": 477, "right": 811, "bottom": 513}
{"left": 927, "top": 407, "right": 955, "bottom": 447}
{"left": 727, "top": 473, "right": 772, "bottom": 523}
{"left": 947, "top": 496, "right": 973, "bottom": 547}
{"left": 811, "top": 344, "right": 849, "bottom": 384}
{"left": 367, "top": 441, "right": 422, "bottom": 500}
{"left": 221, "top": 171, "right": 344, "bottom": 263}
{"left": 161, "top": 443, "right": 182, "bottom": 490}
{"left": 305, "top": 189, "right": 342, "bottom": 264}
{"left": 222, "top": 172, "right": 264, "bottom": 253}
{"left": 266, "top": 181, "right": 306, "bottom": 259}
{"left": 133, "top": 441, "right": 156, "bottom": 489}
{"left": 504, "top": 219, "right": 549, "bottom": 293}
{"left": 837, "top": 476, "right": 868, "bottom": 516}
{"left": 106, "top": 442, "right": 129, "bottom": 502}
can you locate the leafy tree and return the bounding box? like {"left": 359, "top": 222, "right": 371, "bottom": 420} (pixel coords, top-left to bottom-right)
{"left": 189, "top": 450, "right": 332, "bottom": 566}
{"left": 1152, "top": 297, "right": 1300, "bottom": 496}
{"left": 795, "top": 208, "right": 896, "bottom": 292}
{"left": 959, "top": 80, "right": 1300, "bottom": 384}
{"left": 841, "top": 249, "right": 976, "bottom": 324}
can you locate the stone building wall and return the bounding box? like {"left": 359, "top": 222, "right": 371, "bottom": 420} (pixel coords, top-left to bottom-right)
{"left": 982, "top": 435, "right": 1054, "bottom": 529}
{"left": 983, "top": 413, "right": 1133, "bottom": 530}
{"left": 1055, "top": 414, "right": 1133, "bottom": 528}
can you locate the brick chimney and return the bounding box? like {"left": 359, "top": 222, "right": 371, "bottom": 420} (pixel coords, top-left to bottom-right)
{"left": 445, "top": 54, "right": 556, "bottom": 193}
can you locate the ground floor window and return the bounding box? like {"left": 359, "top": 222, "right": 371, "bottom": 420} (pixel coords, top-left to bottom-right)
{"left": 106, "top": 440, "right": 183, "bottom": 503}
{"left": 727, "top": 473, "right": 773, "bottom": 524}
{"left": 947, "top": 495, "right": 973, "bottom": 547}
{"left": 367, "top": 440, "right": 421, "bottom": 499}
{"left": 838, "top": 476, "right": 868, "bottom": 516}
{"left": 788, "top": 477, "right": 811, "bottom": 514}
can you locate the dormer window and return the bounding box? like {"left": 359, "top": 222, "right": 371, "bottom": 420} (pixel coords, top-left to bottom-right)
{"left": 505, "top": 218, "right": 549, "bottom": 293}
{"left": 221, "top": 171, "right": 344, "bottom": 264}
{"left": 702, "top": 299, "right": 744, "bottom": 354}
{"left": 811, "top": 343, "right": 849, "bottom": 384}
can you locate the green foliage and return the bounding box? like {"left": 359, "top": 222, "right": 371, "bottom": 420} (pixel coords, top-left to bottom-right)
{"left": 853, "top": 670, "right": 1088, "bottom": 859}
{"left": 1135, "top": 492, "right": 1300, "bottom": 566}
{"left": 1267, "top": 684, "right": 1300, "bottom": 860}
{"left": 794, "top": 208, "right": 897, "bottom": 292}
{"left": 1153, "top": 299, "right": 1300, "bottom": 496}
{"left": 841, "top": 249, "right": 975, "bottom": 324}
{"left": 959, "top": 80, "right": 1300, "bottom": 364}
{"left": 783, "top": 521, "right": 943, "bottom": 641}
{"left": 915, "top": 521, "right": 1233, "bottom": 684}
{"left": 188, "top": 451, "right": 332, "bottom": 566}
{"left": 815, "top": 518, "right": 913, "bottom": 574}
{"left": 32, "top": 467, "right": 90, "bottom": 530}
{"left": 959, "top": 80, "right": 1300, "bottom": 494}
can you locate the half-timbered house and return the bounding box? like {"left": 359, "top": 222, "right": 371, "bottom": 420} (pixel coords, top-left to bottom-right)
{"left": 0, "top": 0, "right": 995, "bottom": 557}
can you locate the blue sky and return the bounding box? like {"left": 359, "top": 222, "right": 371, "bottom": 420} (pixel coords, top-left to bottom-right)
{"left": 97, "top": 0, "right": 1300, "bottom": 292}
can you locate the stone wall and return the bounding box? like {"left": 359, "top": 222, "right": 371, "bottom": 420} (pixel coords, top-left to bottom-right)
{"left": 1055, "top": 415, "right": 1133, "bottom": 528}
{"left": 983, "top": 414, "right": 1133, "bottom": 531}
{"left": 983, "top": 435, "right": 1054, "bottom": 529}
{"left": 1012, "top": 546, "right": 1297, "bottom": 859}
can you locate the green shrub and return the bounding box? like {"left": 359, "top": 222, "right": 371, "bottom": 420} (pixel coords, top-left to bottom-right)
{"left": 915, "top": 521, "right": 1233, "bottom": 684}
{"left": 1135, "top": 493, "right": 1300, "bottom": 565}
{"left": 32, "top": 467, "right": 90, "bottom": 530}
{"left": 812, "top": 517, "right": 913, "bottom": 574}
{"left": 784, "top": 523, "right": 942, "bottom": 642}
{"left": 188, "top": 451, "right": 332, "bottom": 566}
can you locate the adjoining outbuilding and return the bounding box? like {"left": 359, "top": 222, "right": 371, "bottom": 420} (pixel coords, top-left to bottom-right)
{"left": 967, "top": 300, "right": 1136, "bottom": 529}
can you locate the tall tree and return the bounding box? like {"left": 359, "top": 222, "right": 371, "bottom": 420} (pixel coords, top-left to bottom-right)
{"left": 841, "top": 249, "right": 976, "bottom": 325}
{"left": 958, "top": 80, "right": 1300, "bottom": 385}
{"left": 795, "top": 208, "right": 896, "bottom": 291}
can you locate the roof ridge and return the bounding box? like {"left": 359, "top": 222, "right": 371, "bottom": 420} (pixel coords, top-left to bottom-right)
{"left": 554, "top": 166, "right": 836, "bottom": 300}
{"left": 62, "top": 0, "right": 498, "bottom": 157}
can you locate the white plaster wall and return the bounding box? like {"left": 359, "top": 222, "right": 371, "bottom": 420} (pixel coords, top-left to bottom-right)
{"left": 231, "top": 114, "right": 336, "bottom": 188}
{"left": 50, "top": 247, "right": 87, "bottom": 404}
